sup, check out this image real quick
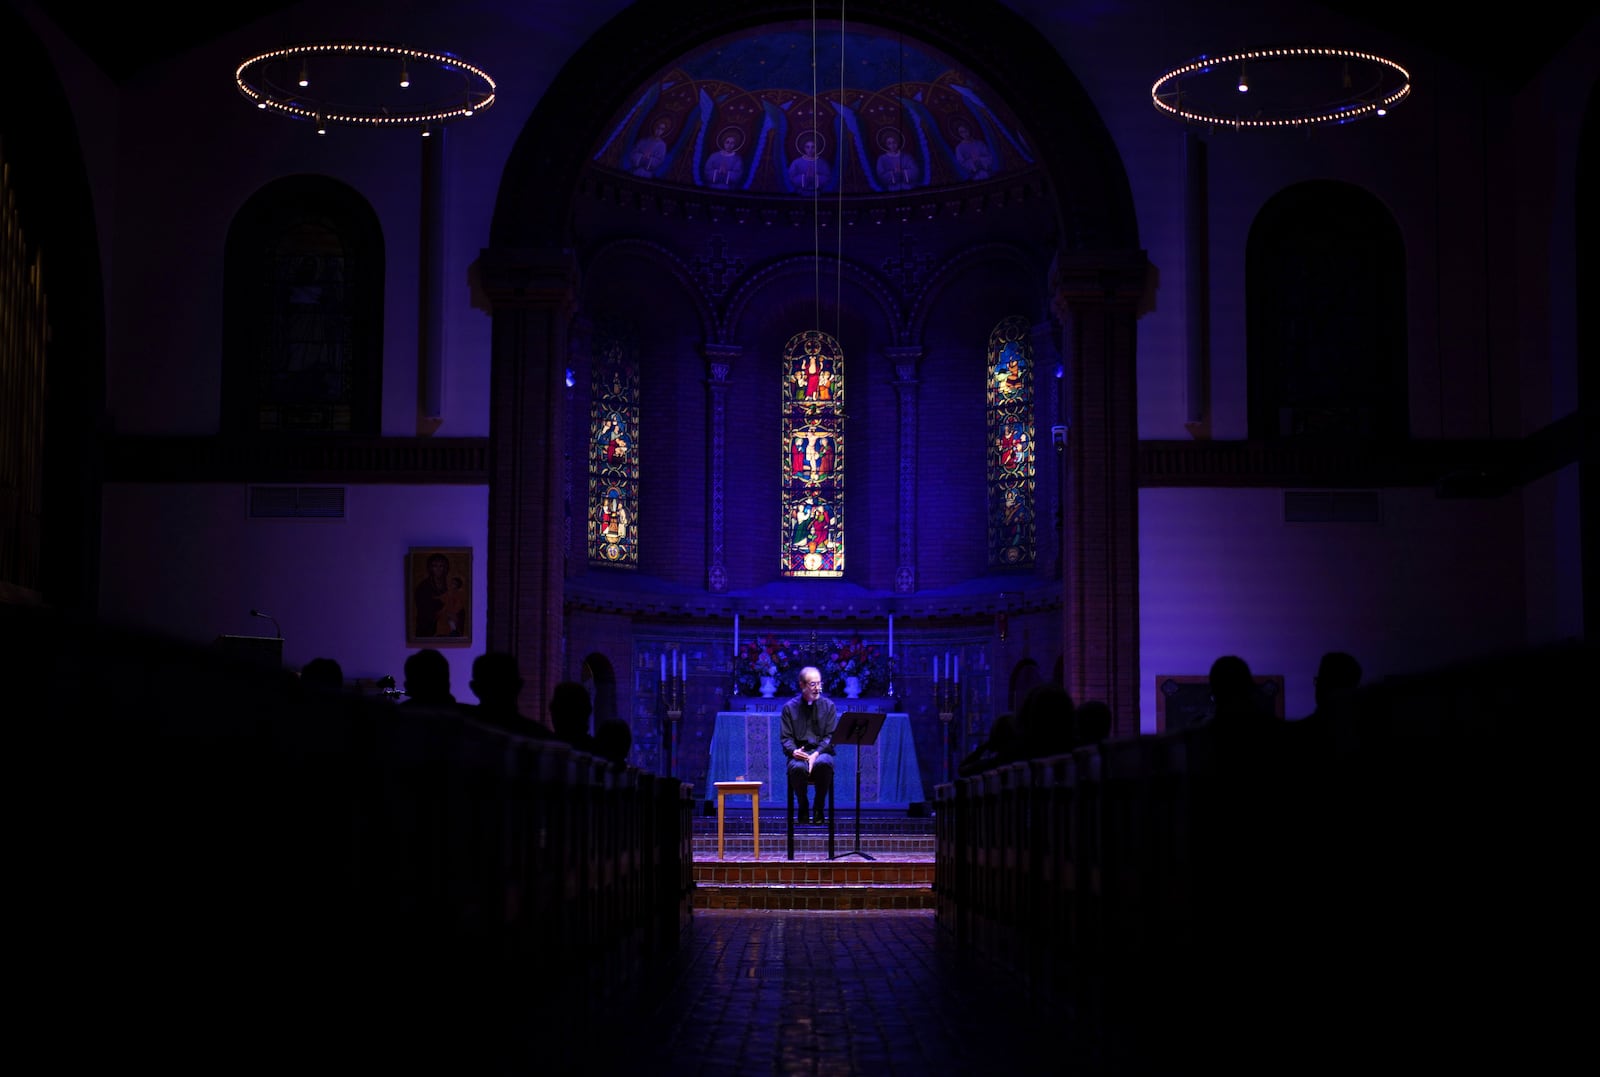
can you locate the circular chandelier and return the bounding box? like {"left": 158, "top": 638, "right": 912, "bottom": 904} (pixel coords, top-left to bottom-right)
{"left": 1152, "top": 47, "right": 1411, "bottom": 130}
{"left": 235, "top": 42, "right": 497, "bottom": 134}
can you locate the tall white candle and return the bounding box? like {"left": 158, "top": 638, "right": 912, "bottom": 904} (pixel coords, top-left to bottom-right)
{"left": 954, "top": 655, "right": 960, "bottom": 683}
{"left": 733, "top": 614, "right": 740, "bottom": 653}
{"left": 933, "top": 656, "right": 939, "bottom": 682}
{"left": 660, "top": 653, "right": 666, "bottom": 681}
{"left": 887, "top": 614, "right": 893, "bottom": 656}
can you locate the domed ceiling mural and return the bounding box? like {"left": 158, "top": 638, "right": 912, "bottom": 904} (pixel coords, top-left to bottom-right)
{"left": 590, "top": 23, "right": 1036, "bottom": 196}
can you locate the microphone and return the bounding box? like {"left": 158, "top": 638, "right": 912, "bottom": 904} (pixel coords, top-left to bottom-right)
{"left": 250, "top": 608, "right": 283, "bottom": 638}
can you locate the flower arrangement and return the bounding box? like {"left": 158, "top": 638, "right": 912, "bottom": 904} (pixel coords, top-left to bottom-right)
{"left": 822, "top": 636, "right": 894, "bottom": 696}
{"left": 733, "top": 635, "right": 800, "bottom": 696}
{"left": 732, "top": 633, "right": 896, "bottom": 697}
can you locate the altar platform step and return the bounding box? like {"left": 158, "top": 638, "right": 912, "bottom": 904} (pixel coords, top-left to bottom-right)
{"left": 690, "top": 809, "right": 935, "bottom": 910}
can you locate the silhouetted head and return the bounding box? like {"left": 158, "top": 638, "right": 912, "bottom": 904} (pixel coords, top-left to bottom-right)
{"left": 1314, "top": 651, "right": 1363, "bottom": 710}
{"left": 1208, "top": 655, "right": 1256, "bottom": 706}
{"left": 1209, "top": 654, "right": 1277, "bottom": 728}
{"left": 470, "top": 651, "right": 524, "bottom": 710}
{"left": 299, "top": 657, "right": 343, "bottom": 693}
{"left": 1017, "top": 681, "right": 1075, "bottom": 758}
{"left": 403, "top": 648, "right": 453, "bottom": 705}
{"left": 550, "top": 680, "right": 593, "bottom": 740}
{"left": 988, "top": 710, "right": 1019, "bottom": 750}
{"left": 595, "top": 717, "right": 633, "bottom": 765}
{"left": 1075, "top": 700, "right": 1113, "bottom": 745}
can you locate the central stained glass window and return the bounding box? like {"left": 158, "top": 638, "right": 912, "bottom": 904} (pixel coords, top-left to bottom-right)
{"left": 781, "top": 329, "right": 845, "bottom": 577}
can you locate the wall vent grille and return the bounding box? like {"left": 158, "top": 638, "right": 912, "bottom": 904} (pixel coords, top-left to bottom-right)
{"left": 249, "top": 486, "right": 347, "bottom": 519}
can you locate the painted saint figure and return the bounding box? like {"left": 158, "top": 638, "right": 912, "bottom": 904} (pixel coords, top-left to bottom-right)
{"left": 875, "top": 129, "right": 918, "bottom": 190}
{"left": 705, "top": 128, "right": 745, "bottom": 188}
{"left": 787, "top": 132, "right": 830, "bottom": 194}
{"left": 628, "top": 117, "right": 672, "bottom": 177}
{"left": 953, "top": 121, "right": 994, "bottom": 180}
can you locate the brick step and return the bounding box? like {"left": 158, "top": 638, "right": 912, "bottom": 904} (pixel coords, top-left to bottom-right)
{"left": 691, "top": 809, "right": 935, "bottom": 908}
{"left": 693, "top": 858, "right": 936, "bottom": 910}
{"left": 692, "top": 830, "right": 936, "bottom": 859}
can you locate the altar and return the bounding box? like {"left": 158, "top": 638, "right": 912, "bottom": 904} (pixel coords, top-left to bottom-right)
{"left": 707, "top": 709, "right": 925, "bottom": 810}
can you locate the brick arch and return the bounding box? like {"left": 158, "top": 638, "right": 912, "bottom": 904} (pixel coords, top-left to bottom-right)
{"left": 482, "top": 0, "right": 1146, "bottom": 728}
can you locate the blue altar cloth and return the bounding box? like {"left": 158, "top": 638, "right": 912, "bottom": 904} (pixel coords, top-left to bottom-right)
{"left": 708, "top": 710, "right": 925, "bottom": 809}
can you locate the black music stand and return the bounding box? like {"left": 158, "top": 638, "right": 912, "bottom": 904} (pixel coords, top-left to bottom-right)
{"left": 829, "top": 710, "right": 886, "bottom": 861}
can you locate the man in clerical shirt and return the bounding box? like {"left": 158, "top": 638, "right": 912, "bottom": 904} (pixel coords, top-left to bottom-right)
{"left": 780, "top": 666, "right": 838, "bottom": 824}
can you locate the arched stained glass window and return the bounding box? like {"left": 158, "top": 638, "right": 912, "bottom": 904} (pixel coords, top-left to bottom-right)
{"left": 781, "top": 329, "right": 845, "bottom": 577}
{"left": 987, "top": 315, "right": 1035, "bottom": 566}
{"left": 223, "top": 176, "right": 384, "bottom": 435}
{"left": 588, "top": 318, "right": 640, "bottom": 566}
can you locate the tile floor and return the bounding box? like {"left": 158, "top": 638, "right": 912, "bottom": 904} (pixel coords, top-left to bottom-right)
{"left": 502, "top": 909, "right": 1163, "bottom": 1076}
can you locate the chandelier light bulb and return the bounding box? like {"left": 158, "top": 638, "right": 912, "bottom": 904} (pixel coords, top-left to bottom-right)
{"left": 298, "top": 60, "right": 309, "bottom": 88}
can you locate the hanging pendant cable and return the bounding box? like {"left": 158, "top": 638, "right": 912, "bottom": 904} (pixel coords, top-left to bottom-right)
{"left": 810, "top": 2, "right": 821, "bottom": 332}
{"left": 834, "top": 4, "right": 846, "bottom": 348}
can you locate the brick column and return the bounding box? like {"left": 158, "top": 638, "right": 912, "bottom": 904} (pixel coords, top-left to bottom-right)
{"left": 479, "top": 246, "right": 580, "bottom": 722}
{"left": 888, "top": 347, "right": 923, "bottom": 594}
{"left": 704, "top": 344, "right": 739, "bottom": 592}
{"left": 1051, "top": 252, "right": 1149, "bottom": 737}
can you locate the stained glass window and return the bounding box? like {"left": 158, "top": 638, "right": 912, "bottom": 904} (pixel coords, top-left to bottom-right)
{"left": 781, "top": 329, "right": 844, "bottom": 577}
{"left": 986, "top": 315, "right": 1035, "bottom": 566}
{"left": 588, "top": 318, "right": 640, "bottom": 566}
{"left": 223, "top": 176, "right": 383, "bottom": 435}
{"left": 260, "top": 224, "right": 353, "bottom": 431}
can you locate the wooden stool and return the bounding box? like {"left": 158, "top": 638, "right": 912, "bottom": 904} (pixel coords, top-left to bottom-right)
{"left": 713, "top": 780, "right": 762, "bottom": 860}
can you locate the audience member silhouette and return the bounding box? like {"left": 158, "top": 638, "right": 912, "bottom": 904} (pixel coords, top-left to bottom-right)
{"left": 1015, "top": 681, "right": 1076, "bottom": 759}
{"left": 595, "top": 716, "right": 633, "bottom": 766}
{"left": 399, "top": 647, "right": 457, "bottom": 710}
{"left": 550, "top": 680, "right": 601, "bottom": 755}
{"left": 1307, "top": 651, "right": 1362, "bottom": 721}
{"left": 1074, "top": 699, "right": 1113, "bottom": 746}
{"left": 466, "top": 651, "right": 555, "bottom": 738}
{"left": 958, "top": 710, "right": 1019, "bottom": 777}
{"left": 1204, "top": 654, "right": 1276, "bottom": 732}
{"left": 1292, "top": 649, "right": 1364, "bottom": 760}
{"left": 298, "top": 656, "right": 344, "bottom": 694}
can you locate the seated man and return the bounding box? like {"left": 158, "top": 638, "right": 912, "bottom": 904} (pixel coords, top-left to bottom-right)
{"left": 780, "top": 665, "right": 838, "bottom": 824}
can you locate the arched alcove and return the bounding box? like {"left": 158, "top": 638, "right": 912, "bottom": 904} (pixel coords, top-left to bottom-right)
{"left": 483, "top": 0, "right": 1147, "bottom": 735}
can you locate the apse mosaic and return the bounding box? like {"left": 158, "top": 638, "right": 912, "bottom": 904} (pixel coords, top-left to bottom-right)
{"left": 590, "top": 25, "right": 1034, "bottom": 195}
{"left": 781, "top": 329, "right": 845, "bottom": 577}
{"left": 986, "top": 315, "right": 1035, "bottom": 566}
{"left": 588, "top": 318, "right": 641, "bottom": 566}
